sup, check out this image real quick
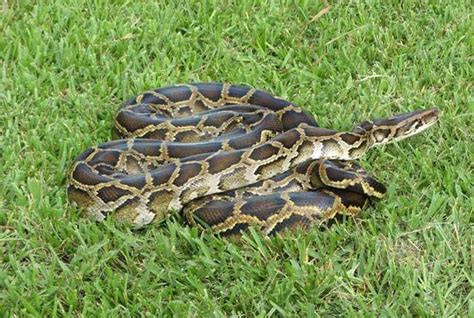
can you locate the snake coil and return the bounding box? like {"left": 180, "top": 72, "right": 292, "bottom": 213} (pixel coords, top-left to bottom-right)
{"left": 68, "top": 83, "right": 438, "bottom": 236}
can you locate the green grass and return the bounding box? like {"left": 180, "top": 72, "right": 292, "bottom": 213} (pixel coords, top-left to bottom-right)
{"left": 1, "top": 0, "right": 472, "bottom": 316}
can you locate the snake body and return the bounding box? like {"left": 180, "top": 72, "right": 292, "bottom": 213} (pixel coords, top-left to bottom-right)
{"left": 68, "top": 83, "right": 438, "bottom": 236}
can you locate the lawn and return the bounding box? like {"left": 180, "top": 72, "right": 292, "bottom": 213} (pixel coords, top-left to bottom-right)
{"left": 0, "top": 0, "right": 472, "bottom": 316}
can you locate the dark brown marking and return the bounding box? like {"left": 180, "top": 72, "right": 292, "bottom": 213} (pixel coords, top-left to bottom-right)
{"left": 340, "top": 133, "right": 361, "bottom": 145}
{"left": 72, "top": 163, "right": 112, "bottom": 185}
{"left": 202, "top": 112, "right": 237, "bottom": 128}
{"left": 207, "top": 151, "right": 243, "bottom": 174}
{"left": 194, "top": 83, "right": 223, "bottom": 101}
{"left": 192, "top": 200, "right": 235, "bottom": 227}
{"left": 249, "top": 144, "right": 280, "bottom": 161}
{"left": 294, "top": 160, "right": 313, "bottom": 174}
{"left": 143, "top": 129, "right": 168, "bottom": 140}
{"left": 342, "top": 183, "right": 365, "bottom": 196}
{"left": 140, "top": 93, "right": 167, "bottom": 105}
{"left": 268, "top": 214, "right": 312, "bottom": 236}
{"left": 323, "top": 166, "right": 357, "bottom": 184}
{"left": 132, "top": 141, "right": 162, "bottom": 157}
{"left": 227, "top": 85, "right": 251, "bottom": 99}
{"left": 274, "top": 128, "right": 301, "bottom": 148}
{"left": 175, "top": 106, "right": 192, "bottom": 117}
{"left": 94, "top": 164, "right": 116, "bottom": 175}
{"left": 281, "top": 110, "right": 318, "bottom": 130}
{"left": 97, "top": 140, "right": 128, "bottom": 151}
{"left": 89, "top": 150, "right": 121, "bottom": 167}
{"left": 366, "top": 177, "right": 387, "bottom": 196}
{"left": 97, "top": 186, "right": 132, "bottom": 203}
{"left": 304, "top": 127, "right": 338, "bottom": 137}
{"left": 218, "top": 115, "right": 281, "bottom": 150}
{"left": 354, "top": 120, "right": 373, "bottom": 132}
{"left": 118, "top": 175, "right": 147, "bottom": 189}
{"left": 151, "top": 163, "right": 177, "bottom": 186}
{"left": 289, "top": 192, "right": 335, "bottom": 210}
{"left": 267, "top": 170, "right": 293, "bottom": 183}
{"left": 220, "top": 223, "right": 250, "bottom": 237}
{"left": 173, "top": 162, "right": 203, "bottom": 186}
{"left": 240, "top": 112, "right": 265, "bottom": 125}
{"left": 74, "top": 147, "right": 95, "bottom": 162}
{"left": 202, "top": 104, "right": 259, "bottom": 114}
{"left": 328, "top": 189, "right": 367, "bottom": 209}
{"left": 255, "top": 113, "right": 284, "bottom": 132}
{"left": 227, "top": 133, "right": 263, "bottom": 149}
{"left": 248, "top": 90, "right": 288, "bottom": 110}
{"left": 240, "top": 195, "right": 287, "bottom": 221}
{"left": 167, "top": 142, "right": 221, "bottom": 159}
{"left": 126, "top": 104, "right": 154, "bottom": 114}
{"left": 162, "top": 86, "right": 193, "bottom": 102}
{"left": 116, "top": 111, "right": 160, "bottom": 133}
{"left": 172, "top": 116, "right": 202, "bottom": 128}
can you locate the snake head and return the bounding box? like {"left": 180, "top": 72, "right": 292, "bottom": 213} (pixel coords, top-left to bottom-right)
{"left": 355, "top": 108, "right": 439, "bottom": 146}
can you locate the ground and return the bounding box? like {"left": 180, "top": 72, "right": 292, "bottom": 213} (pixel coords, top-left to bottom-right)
{"left": 0, "top": 0, "right": 472, "bottom": 316}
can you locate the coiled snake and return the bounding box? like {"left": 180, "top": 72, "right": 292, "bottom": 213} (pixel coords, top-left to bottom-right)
{"left": 68, "top": 83, "right": 438, "bottom": 236}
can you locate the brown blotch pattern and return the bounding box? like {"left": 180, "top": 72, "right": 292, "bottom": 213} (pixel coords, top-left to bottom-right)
{"left": 167, "top": 143, "right": 220, "bottom": 159}
{"left": 151, "top": 163, "right": 177, "bottom": 186}
{"left": 72, "top": 163, "right": 112, "bottom": 186}
{"left": 195, "top": 83, "right": 223, "bottom": 101}
{"left": 268, "top": 214, "right": 312, "bottom": 236}
{"left": 274, "top": 129, "right": 301, "bottom": 148}
{"left": 132, "top": 142, "right": 162, "bottom": 157}
{"left": 97, "top": 186, "right": 132, "bottom": 203}
{"left": 192, "top": 200, "right": 236, "bottom": 226}
{"left": 160, "top": 86, "right": 193, "bottom": 102}
{"left": 281, "top": 109, "right": 317, "bottom": 130}
{"left": 89, "top": 150, "right": 121, "bottom": 167}
{"left": 207, "top": 151, "right": 243, "bottom": 174}
{"left": 240, "top": 195, "right": 287, "bottom": 221}
{"left": 173, "top": 162, "right": 203, "bottom": 186}
{"left": 249, "top": 143, "right": 280, "bottom": 161}
{"left": 340, "top": 133, "right": 361, "bottom": 145}
{"left": 118, "top": 175, "right": 147, "bottom": 190}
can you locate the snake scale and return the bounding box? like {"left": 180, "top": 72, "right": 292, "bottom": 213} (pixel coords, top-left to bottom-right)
{"left": 68, "top": 83, "right": 438, "bottom": 236}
